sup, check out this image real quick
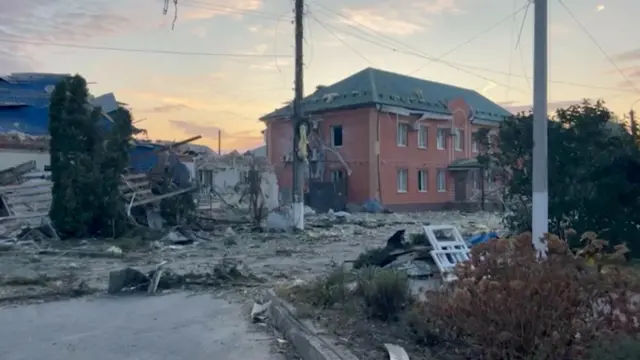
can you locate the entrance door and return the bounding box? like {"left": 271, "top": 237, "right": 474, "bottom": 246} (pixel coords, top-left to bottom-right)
{"left": 453, "top": 171, "right": 468, "bottom": 202}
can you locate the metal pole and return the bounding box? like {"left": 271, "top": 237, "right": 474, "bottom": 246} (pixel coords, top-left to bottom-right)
{"left": 532, "top": 0, "right": 548, "bottom": 258}
{"left": 217, "top": 129, "right": 221, "bottom": 155}
{"left": 291, "top": 0, "right": 305, "bottom": 230}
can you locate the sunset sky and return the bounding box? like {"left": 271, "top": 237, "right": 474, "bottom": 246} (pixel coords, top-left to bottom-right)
{"left": 2, "top": 0, "right": 638, "bottom": 152}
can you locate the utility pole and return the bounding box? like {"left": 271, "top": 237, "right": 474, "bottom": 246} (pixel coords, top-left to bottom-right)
{"left": 532, "top": 0, "right": 548, "bottom": 258}
{"left": 630, "top": 110, "right": 637, "bottom": 142}
{"left": 291, "top": 0, "right": 306, "bottom": 230}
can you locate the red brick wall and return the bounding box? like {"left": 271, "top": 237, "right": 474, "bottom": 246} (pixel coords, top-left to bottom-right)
{"left": 265, "top": 108, "right": 371, "bottom": 204}
{"left": 265, "top": 101, "right": 496, "bottom": 209}
{"left": 378, "top": 98, "right": 492, "bottom": 208}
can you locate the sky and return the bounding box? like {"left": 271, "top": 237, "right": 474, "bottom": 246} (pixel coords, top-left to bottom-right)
{"left": 1, "top": 0, "right": 639, "bottom": 152}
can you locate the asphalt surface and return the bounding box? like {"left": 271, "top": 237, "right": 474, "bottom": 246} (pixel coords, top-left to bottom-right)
{"left": 0, "top": 293, "right": 286, "bottom": 360}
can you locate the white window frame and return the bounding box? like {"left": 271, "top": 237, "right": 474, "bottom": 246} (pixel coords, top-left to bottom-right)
{"left": 397, "top": 122, "right": 408, "bottom": 147}
{"left": 417, "top": 124, "right": 427, "bottom": 149}
{"left": 417, "top": 169, "right": 427, "bottom": 192}
{"left": 454, "top": 129, "right": 462, "bottom": 151}
{"left": 436, "top": 170, "right": 446, "bottom": 192}
{"left": 436, "top": 128, "right": 445, "bottom": 150}
{"left": 330, "top": 125, "right": 343, "bottom": 148}
{"left": 397, "top": 168, "right": 408, "bottom": 193}
{"left": 330, "top": 170, "right": 343, "bottom": 183}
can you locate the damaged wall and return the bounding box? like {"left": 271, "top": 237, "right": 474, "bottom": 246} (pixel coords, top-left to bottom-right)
{"left": 266, "top": 108, "right": 372, "bottom": 204}
{"left": 0, "top": 148, "right": 49, "bottom": 171}
{"left": 197, "top": 154, "right": 279, "bottom": 211}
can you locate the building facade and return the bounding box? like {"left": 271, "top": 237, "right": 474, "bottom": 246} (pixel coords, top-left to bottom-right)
{"left": 261, "top": 68, "right": 510, "bottom": 211}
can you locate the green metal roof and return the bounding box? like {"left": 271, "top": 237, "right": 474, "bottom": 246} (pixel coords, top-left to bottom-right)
{"left": 448, "top": 158, "right": 481, "bottom": 170}
{"left": 260, "top": 67, "right": 511, "bottom": 122}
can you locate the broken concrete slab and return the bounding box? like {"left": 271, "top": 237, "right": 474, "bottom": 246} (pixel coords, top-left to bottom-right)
{"left": 107, "top": 267, "right": 148, "bottom": 294}
{"left": 265, "top": 289, "right": 361, "bottom": 360}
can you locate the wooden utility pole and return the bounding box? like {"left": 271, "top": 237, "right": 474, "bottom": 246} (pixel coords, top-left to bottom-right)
{"left": 291, "top": 0, "right": 306, "bottom": 230}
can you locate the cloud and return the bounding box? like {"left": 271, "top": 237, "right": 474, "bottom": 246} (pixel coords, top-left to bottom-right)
{"left": 596, "top": 4, "right": 605, "bottom": 11}
{"left": 339, "top": 8, "right": 424, "bottom": 36}
{"left": 178, "top": 0, "right": 263, "bottom": 21}
{"left": 169, "top": 119, "right": 263, "bottom": 151}
{"left": 0, "top": 0, "right": 268, "bottom": 71}
{"left": 337, "top": 0, "right": 461, "bottom": 36}
{"left": 499, "top": 100, "right": 585, "bottom": 114}
{"left": 139, "top": 104, "right": 193, "bottom": 113}
{"left": 613, "top": 49, "right": 640, "bottom": 62}
{"left": 549, "top": 23, "right": 571, "bottom": 38}
{"left": 411, "top": 0, "right": 461, "bottom": 14}
{"left": 249, "top": 59, "right": 291, "bottom": 71}
{"left": 0, "top": 0, "right": 136, "bottom": 70}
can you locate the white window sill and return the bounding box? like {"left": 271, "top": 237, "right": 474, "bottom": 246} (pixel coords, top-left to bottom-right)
{"left": 418, "top": 146, "right": 427, "bottom": 149}
{"left": 397, "top": 190, "right": 407, "bottom": 193}
{"left": 437, "top": 189, "right": 446, "bottom": 193}
{"left": 397, "top": 144, "right": 407, "bottom": 147}
{"left": 437, "top": 147, "right": 445, "bottom": 150}
{"left": 418, "top": 190, "right": 427, "bottom": 193}
{"left": 455, "top": 149, "right": 462, "bottom": 152}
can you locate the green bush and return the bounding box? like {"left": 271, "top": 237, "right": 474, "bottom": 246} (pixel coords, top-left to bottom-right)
{"left": 293, "top": 268, "right": 352, "bottom": 308}
{"left": 356, "top": 267, "right": 411, "bottom": 321}
{"left": 353, "top": 247, "right": 390, "bottom": 269}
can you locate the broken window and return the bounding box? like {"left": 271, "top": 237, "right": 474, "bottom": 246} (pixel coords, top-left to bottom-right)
{"left": 417, "top": 125, "right": 427, "bottom": 148}
{"left": 417, "top": 169, "right": 427, "bottom": 192}
{"left": 397, "top": 168, "right": 408, "bottom": 192}
{"left": 472, "top": 132, "right": 479, "bottom": 152}
{"left": 331, "top": 125, "right": 343, "bottom": 147}
{"left": 437, "top": 128, "right": 446, "bottom": 150}
{"left": 331, "top": 170, "right": 344, "bottom": 183}
{"left": 436, "top": 169, "right": 446, "bottom": 192}
{"left": 397, "top": 123, "right": 408, "bottom": 147}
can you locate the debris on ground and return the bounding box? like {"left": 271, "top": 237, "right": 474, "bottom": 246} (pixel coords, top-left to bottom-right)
{"left": 250, "top": 300, "right": 272, "bottom": 323}
{"left": 107, "top": 257, "right": 264, "bottom": 295}
{"left": 385, "top": 343, "right": 410, "bottom": 360}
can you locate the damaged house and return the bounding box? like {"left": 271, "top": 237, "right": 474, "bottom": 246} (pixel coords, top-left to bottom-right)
{"left": 260, "top": 67, "right": 510, "bottom": 212}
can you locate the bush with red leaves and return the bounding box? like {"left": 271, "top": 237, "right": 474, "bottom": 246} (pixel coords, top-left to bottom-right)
{"left": 419, "top": 232, "right": 640, "bottom": 360}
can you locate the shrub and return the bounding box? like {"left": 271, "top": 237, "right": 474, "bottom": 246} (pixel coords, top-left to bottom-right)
{"left": 356, "top": 267, "right": 411, "bottom": 321}
{"left": 421, "top": 232, "right": 640, "bottom": 360}
{"left": 353, "top": 247, "right": 390, "bottom": 269}
{"left": 289, "top": 268, "right": 352, "bottom": 308}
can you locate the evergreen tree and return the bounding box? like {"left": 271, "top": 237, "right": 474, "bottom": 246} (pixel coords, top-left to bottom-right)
{"left": 49, "top": 75, "right": 133, "bottom": 238}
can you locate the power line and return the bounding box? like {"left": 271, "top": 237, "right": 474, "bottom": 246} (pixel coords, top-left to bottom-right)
{"left": 557, "top": 0, "right": 640, "bottom": 94}
{"left": 408, "top": 3, "right": 529, "bottom": 75}
{"left": 310, "top": 8, "right": 526, "bottom": 94}
{"left": 0, "top": 38, "right": 291, "bottom": 58}
{"left": 311, "top": 15, "right": 373, "bottom": 65}
{"left": 311, "top": 4, "right": 633, "bottom": 94}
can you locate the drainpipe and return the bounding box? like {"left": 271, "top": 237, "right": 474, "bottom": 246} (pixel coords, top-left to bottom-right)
{"left": 375, "top": 104, "right": 382, "bottom": 201}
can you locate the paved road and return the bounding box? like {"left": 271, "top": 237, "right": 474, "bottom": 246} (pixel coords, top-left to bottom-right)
{"left": 0, "top": 293, "right": 286, "bottom": 360}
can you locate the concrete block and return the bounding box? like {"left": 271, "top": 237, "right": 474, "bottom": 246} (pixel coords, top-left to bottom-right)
{"left": 265, "top": 289, "right": 361, "bottom": 360}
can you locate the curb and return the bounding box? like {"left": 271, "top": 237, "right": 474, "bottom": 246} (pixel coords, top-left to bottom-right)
{"left": 265, "top": 289, "right": 361, "bottom": 360}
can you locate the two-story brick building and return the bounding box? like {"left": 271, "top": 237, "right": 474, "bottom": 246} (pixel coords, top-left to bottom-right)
{"left": 260, "top": 67, "right": 511, "bottom": 211}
